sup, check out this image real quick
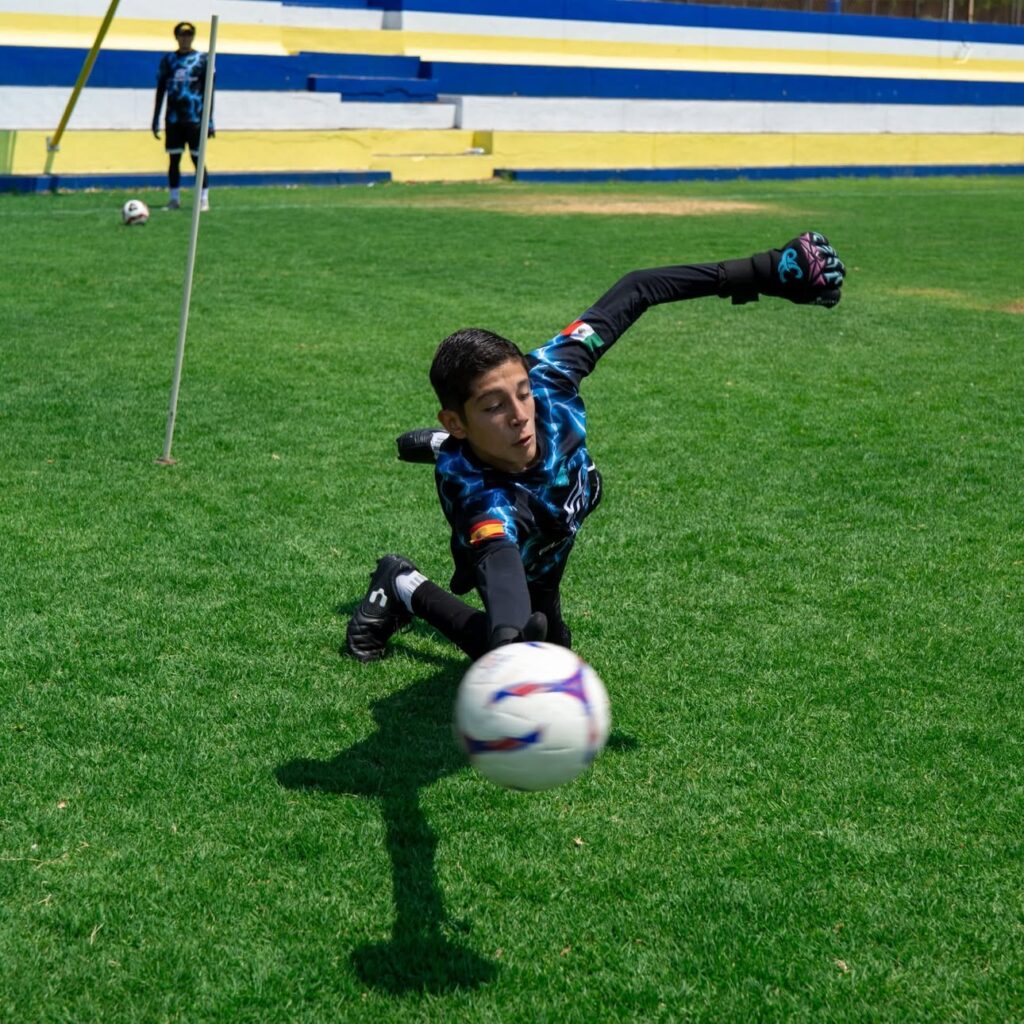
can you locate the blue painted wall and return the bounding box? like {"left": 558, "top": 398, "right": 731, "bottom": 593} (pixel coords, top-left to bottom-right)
{"left": 5, "top": 46, "right": 1023, "bottom": 106}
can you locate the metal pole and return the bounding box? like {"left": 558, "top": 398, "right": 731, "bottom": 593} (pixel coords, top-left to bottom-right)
{"left": 157, "top": 15, "right": 218, "bottom": 466}
{"left": 44, "top": 0, "right": 122, "bottom": 175}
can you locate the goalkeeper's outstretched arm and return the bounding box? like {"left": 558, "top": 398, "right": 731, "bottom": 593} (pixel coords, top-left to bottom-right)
{"left": 581, "top": 231, "right": 846, "bottom": 347}
{"left": 394, "top": 233, "right": 845, "bottom": 464}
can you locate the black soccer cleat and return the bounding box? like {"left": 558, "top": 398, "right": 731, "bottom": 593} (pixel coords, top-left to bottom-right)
{"left": 396, "top": 428, "right": 449, "bottom": 464}
{"left": 345, "top": 554, "right": 417, "bottom": 662}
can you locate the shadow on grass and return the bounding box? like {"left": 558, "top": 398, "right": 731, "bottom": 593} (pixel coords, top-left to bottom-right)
{"left": 275, "top": 657, "right": 498, "bottom": 995}
{"left": 277, "top": 625, "right": 640, "bottom": 995}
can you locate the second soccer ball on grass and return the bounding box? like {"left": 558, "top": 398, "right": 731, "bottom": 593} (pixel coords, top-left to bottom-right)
{"left": 121, "top": 199, "right": 150, "bottom": 226}
{"left": 455, "top": 642, "right": 611, "bottom": 791}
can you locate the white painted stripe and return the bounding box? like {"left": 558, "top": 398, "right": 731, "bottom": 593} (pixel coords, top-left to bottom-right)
{"left": 4, "top": 85, "right": 1012, "bottom": 135}
{"left": 325, "top": 102, "right": 456, "bottom": 130}
{"left": 0, "top": 0, "right": 384, "bottom": 31}
{"left": 277, "top": 5, "right": 384, "bottom": 31}
{"left": 0, "top": 87, "right": 456, "bottom": 130}
{"left": 0, "top": 0, "right": 275, "bottom": 20}
{"left": 447, "top": 94, "right": 1023, "bottom": 134}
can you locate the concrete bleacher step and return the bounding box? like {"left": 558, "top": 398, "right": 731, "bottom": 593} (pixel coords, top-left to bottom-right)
{"left": 308, "top": 75, "right": 439, "bottom": 102}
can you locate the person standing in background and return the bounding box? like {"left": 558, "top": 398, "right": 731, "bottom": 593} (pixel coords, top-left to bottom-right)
{"left": 152, "top": 21, "right": 213, "bottom": 212}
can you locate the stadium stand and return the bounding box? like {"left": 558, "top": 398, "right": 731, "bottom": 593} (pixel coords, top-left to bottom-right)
{"left": 1, "top": 0, "right": 1023, "bottom": 190}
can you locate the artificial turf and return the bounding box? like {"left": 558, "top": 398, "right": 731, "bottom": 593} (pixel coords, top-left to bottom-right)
{"left": 1, "top": 176, "right": 1022, "bottom": 1022}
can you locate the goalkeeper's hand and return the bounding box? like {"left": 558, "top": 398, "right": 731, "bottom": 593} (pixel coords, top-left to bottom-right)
{"left": 721, "top": 231, "right": 846, "bottom": 308}
{"left": 764, "top": 231, "right": 845, "bottom": 307}
{"left": 490, "top": 612, "right": 548, "bottom": 650}
{"left": 151, "top": 121, "right": 160, "bottom": 140}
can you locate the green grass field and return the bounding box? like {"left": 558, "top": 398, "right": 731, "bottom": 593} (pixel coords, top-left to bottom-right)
{"left": 2, "top": 176, "right": 1022, "bottom": 1022}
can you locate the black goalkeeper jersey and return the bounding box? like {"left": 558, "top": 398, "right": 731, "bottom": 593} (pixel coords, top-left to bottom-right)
{"left": 434, "top": 261, "right": 723, "bottom": 633}
{"left": 156, "top": 50, "right": 211, "bottom": 126}
{"left": 436, "top": 318, "right": 608, "bottom": 595}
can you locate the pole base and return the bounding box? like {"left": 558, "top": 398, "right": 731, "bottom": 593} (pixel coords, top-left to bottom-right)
{"left": 155, "top": 455, "right": 178, "bottom": 466}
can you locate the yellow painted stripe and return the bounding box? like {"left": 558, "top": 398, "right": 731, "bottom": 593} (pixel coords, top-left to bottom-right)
{"left": 491, "top": 131, "right": 1024, "bottom": 168}
{"left": 353, "top": 129, "right": 477, "bottom": 155}
{"left": 369, "top": 154, "right": 495, "bottom": 182}
{"left": 10, "top": 128, "right": 478, "bottom": 174}
{"left": 279, "top": 27, "right": 403, "bottom": 56}
{"left": 12, "top": 128, "right": 1024, "bottom": 176}
{"left": 1, "top": 13, "right": 280, "bottom": 52}
{"left": 0, "top": 14, "right": 405, "bottom": 56}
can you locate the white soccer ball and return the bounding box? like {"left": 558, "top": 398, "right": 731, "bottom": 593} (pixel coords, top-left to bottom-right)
{"left": 121, "top": 199, "right": 149, "bottom": 226}
{"left": 455, "top": 642, "right": 611, "bottom": 791}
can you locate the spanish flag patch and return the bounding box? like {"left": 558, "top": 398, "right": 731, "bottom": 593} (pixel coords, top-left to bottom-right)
{"left": 469, "top": 519, "right": 506, "bottom": 546}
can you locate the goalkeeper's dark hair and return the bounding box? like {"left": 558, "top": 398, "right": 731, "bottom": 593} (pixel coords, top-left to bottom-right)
{"left": 430, "top": 328, "right": 527, "bottom": 411}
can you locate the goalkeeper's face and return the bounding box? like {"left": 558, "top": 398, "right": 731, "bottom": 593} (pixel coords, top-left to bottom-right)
{"left": 438, "top": 358, "right": 537, "bottom": 474}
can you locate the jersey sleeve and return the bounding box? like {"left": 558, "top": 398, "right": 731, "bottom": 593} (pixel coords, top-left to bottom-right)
{"left": 528, "top": 262, "right": 720, "bottom": 389}
{"left": 526, "top": 319, "right": 612, "bottom": 391}
{"left": 436, "top": 452, "right": 521, "bottom": 566}
{"left": 455, "top": 494, "right": 518, "bottom": 553}
{"left": 529, "top": 262, "right": 724, "bottom": 388}
{"left": 448, "top": 489, "right": 533, "bottom": 638}
{"left": 582, "top": 262, "right": 721, "bottom": 345}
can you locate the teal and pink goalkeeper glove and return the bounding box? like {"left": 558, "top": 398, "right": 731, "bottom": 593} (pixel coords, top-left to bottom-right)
{"left": 720, "top": 231, "right": 846, "bottom": 308}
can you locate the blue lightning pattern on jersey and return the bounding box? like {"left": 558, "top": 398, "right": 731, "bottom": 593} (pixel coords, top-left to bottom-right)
{"left": 436, "top": 320, "right": 611, "bottom": 592}
{"left": 157, "top": 51, "right": 210, "bottom": 126}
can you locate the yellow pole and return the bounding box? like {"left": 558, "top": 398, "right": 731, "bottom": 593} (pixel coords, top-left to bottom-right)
{"left": 44, "top": 0, "right": 123, "bottom": 175}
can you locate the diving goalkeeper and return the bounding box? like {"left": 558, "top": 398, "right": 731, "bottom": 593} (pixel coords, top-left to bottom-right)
{"left": 345, "top": 232, "right": 846, "bottom": 662}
